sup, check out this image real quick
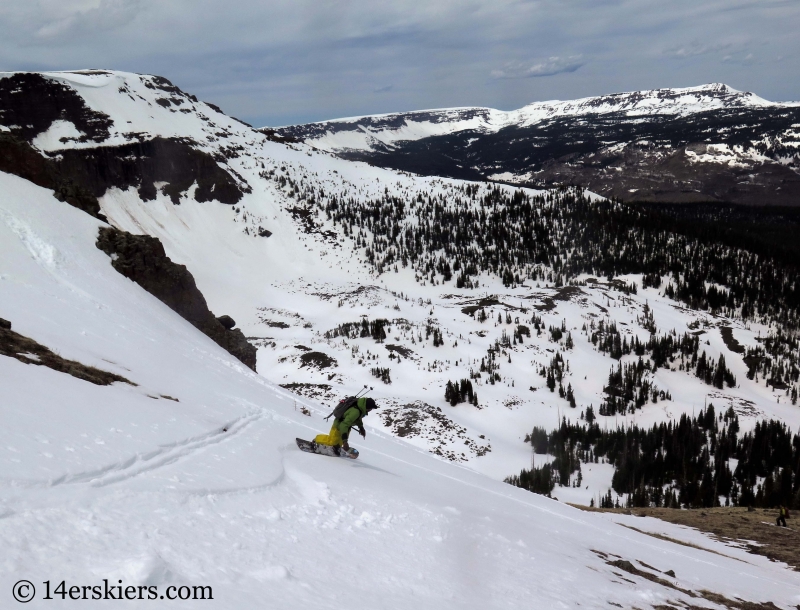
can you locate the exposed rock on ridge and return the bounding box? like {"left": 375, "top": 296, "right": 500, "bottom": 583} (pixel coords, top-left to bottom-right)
{"left": 96, "top": 227, "right": 257, "bottom": 371}
{"left": 0, "top": 73, "right": 113, "bottom": 143}
{"left": 0, "top": 318, "right": 133, "bottom": 386}
{"left": 56, "top": 136, "right": 246, "bottom": 205}
{"left": 0, "top": 72, "right": 248, "bottom": 208}
{"left": 0, "top": 133, "right": 105, "bottom": 219}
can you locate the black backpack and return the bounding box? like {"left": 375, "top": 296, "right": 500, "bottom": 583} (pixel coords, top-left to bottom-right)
{"left": 325, "top": 396, "right": 359, "bottom": 421}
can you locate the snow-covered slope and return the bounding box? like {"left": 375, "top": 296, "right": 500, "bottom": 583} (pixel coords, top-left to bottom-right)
{"left": 2, "top": 171, "right": 800, "bottom": 609}
{"left": 5, "top": 70, "right": 255, "bottom": 153}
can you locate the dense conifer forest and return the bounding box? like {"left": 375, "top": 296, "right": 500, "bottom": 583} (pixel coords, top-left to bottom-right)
{"left": 644, "top": 202, "right": 800, "bottom": 268}
{"left": 506, "top": 405, "right": 800, "bottom": 509}
{"left": 321, "top": 186, "right": 799, "bottom": 328}
{"left": 314, "top": 185, "right": 799, "bottom": 403}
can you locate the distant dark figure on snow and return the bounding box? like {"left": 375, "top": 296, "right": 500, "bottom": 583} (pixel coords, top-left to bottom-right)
{"left": 314, "top": 397, "right": 378, "bottom": 456}
{"left": 777, "top": 505, "right": 789, "bottom": 527}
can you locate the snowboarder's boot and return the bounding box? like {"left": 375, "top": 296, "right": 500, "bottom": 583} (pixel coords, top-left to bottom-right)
{"left": 296, "top": 438, "right": 359, "bottom": 459}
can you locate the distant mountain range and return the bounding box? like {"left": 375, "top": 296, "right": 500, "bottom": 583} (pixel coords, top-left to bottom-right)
{"left": 275, "top": 84, "right": 800, "bottom": 206}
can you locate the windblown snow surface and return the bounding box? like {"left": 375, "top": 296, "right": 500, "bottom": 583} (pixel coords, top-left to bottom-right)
{"left": 1, "top": 71, "right": 800, "bottom": 608}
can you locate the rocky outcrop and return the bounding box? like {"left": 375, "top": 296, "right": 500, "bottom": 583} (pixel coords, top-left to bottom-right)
{"left": 216, "top": 315, "right": 236, "bottom": 330}
{"left": 96, "top": 227, "right": 257, "bottom": 371}
{"left": 0, "top": 73, "right": 113, "bottom": 143}
{"left": 0, "top": 318, "right": 133, "bottom": 386}
{"left": 0, "top": 133, "right": 105, "bottom": 219}
{"left": 0, "top": 130, "right": 246, "bottom": 218}
{"left": 55, "top": 136, "right": 246, "bottom": 205}
{"left": 0, "top": 72, "right": 247, "bottom": 211}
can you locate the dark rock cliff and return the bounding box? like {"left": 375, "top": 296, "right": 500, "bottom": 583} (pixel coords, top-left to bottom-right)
{"left": 0, "top": 73, "right": 113, "bottom": 143}
{"left": 0, "top": 133, "right": 105, "bottom": 219}
{"left": 55, "top": 136, "right": 246, "bottom": 205}
{"left": 96, "top": 227, "right": 257, "bottom": 371}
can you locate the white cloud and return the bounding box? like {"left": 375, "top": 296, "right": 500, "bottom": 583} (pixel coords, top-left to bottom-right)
{"left": 663, "top": 39, "right": 745, "bottom": 59}
{"left": 3, "top": 0, "right": 144, "bottom": 42}
{"left": 491, "top": 56, "right": 585, "bottom": 79}
{"left": 723, "top": 52, "right": 755, "bottom": 64}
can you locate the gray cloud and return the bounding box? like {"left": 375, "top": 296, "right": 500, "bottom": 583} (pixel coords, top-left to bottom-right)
{"left": 35, "top": 0, "right": 142, "bottom": 41}
{"left": 491, "top": 56, "right": 585, "bottom": 79}
{"left": 0, "top": 0, "right": 797, "bottom": 126}
{"left": 663, "top": 39, "right": 751, "bottom": 59}
{"left": 665, "top": 42, "right": 732, "bottom": 58}
{"left": 722, "top": 52, "right": 755, "bottom": 65}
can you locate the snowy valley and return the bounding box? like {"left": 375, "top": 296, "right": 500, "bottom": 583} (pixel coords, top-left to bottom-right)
{"left": 1, "top": 70, "right": 800, "bottom": 608}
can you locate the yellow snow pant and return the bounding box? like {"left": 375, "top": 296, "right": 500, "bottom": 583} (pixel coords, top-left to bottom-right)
{"left": 314, "top": 423, "right": 343, "bottom": 447}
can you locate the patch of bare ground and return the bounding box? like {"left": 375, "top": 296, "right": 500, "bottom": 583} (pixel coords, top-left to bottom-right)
{"left": 280, "top": 382, "right": 336, "bottom": 402}
{"left": 577, "top": 505, "right": 800, "bottom": 572}
{"left": 591, "top": 549, "right": 781, "bottom": 609}
{"left": 0, "top": 319, "right": 134, "bottom": 386}
{"left": 299, "top": 351, "right": 337, "bottom": 369}
{"left": 720, "top": 326, "right": 746, "bottom": 354}
{"left": 378, "top": 399, "right": 491, "bottom": 461}
{"left": 528, "top": 285, "right": 584, "bottom": 312}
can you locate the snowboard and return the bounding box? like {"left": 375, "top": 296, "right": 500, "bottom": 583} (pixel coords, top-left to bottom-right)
{"left": 296, "top": 438, "right": 359, "bottom": 459}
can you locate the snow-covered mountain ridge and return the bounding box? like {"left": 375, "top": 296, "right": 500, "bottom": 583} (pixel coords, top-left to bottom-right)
{"left": 277, "top": 83, "right": 800, "bottom": 206}
{"left": 2, "top": 70, "right": 800, "bottom": 607}
{"left": 280, "top": 83, "right": 779, "bottom": 148}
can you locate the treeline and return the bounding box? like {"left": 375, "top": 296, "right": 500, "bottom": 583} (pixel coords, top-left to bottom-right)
{"left": 506, "top": 405, "right": 800, "bottom": 509}
{"left": 744, "top": 328, "right": 799, "bottom": 404}
{"left": 600, "top": 360, "right": 672, "bottom": 416}
{"left": 535, "top": 351, "right": 576, "bottom": 407}
{"left": 282, "top": 168, "right": 800, "bottom": 397}
{"left": 316, "top": 184, "right": 798, "bottom": 400}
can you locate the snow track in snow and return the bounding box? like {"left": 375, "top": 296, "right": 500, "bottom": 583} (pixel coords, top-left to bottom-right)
{"left": 54, "top": 413, "right": 262, "bottom": 489}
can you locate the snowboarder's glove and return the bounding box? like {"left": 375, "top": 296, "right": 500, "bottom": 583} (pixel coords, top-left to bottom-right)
{"left": 358, "top": 427, "right": 366, "bottom": 439}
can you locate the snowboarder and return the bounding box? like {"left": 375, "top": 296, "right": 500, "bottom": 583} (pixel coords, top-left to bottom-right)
{"left": 777, "top": 505, "right": 789, "bottom": 527}
{"left": 314, "top": 396, "right": 378, "bottom": 455}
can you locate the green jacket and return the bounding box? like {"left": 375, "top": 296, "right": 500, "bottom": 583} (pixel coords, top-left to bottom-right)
{"left": 335, "top": 397, "right": 369, "bottom": 440}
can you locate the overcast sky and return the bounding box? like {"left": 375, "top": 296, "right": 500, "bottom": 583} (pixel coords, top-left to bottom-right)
{"left": 1, "top": 0, "right": 798, "bottom": 127}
